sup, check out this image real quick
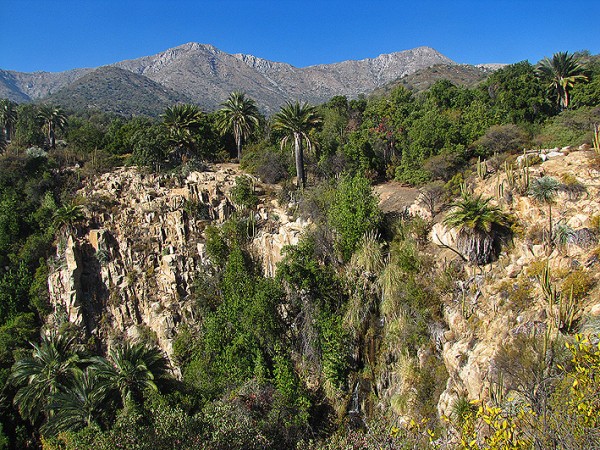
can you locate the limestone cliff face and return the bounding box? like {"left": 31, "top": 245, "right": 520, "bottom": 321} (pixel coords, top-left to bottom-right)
{"left": 47, "top": 165, "right": 305, "bottom": 359}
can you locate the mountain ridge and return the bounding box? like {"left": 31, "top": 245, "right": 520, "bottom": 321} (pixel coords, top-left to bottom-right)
{"left": 1, "top": 42, "right": 457, "bottom": 113}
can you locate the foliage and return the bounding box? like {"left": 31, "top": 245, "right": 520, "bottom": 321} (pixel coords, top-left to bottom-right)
{"left": 327, "top": 173, "right": 382, "bottom": 261}
{"left": 216, "top": 91, "right": 261, "bottom": 160}
{"left": 443, "top": 192, "right": 512, "bottom": 264}
{"left": 230, "top": 175, "right": 258, "bottom": 210}
{"left": 536, "top": 51, "right": 589, "bottom": 110}
{"left": 273, "top": 101, "right": 323, "bottom": 188}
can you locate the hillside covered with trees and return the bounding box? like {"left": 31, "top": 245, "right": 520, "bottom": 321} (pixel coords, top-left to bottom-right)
{"left": 0, "top": 51, "right": 599, "bottom": 449}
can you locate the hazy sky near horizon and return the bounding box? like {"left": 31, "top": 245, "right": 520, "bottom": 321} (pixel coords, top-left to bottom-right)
{"left": 3, "top": 0, "right": 599, "bottom": 72}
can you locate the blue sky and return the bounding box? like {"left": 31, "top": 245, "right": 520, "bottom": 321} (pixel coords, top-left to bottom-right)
{"left": 2, "top": 0, "right": 599, "bottom": 73}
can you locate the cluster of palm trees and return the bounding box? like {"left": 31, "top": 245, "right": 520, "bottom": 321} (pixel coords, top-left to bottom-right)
{"left": 0, "top": 100, "right": 68, "bottom": 150}
{"left": 164, "top": 92, "right": 323, "bottom": 188}
{"left": 9, "top": 332, "right": 171, "bottom": 436}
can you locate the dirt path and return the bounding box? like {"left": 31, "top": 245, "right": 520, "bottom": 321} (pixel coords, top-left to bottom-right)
{"left": 373, "top": 181, "right": 420, "bottom": 215}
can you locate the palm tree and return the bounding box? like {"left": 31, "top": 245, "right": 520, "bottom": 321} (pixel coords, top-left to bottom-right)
{"left": 91, "top": 341, "right": 171, "bottom": 406}
{"left": 37, "top": 104, "right": 68, "bottom": 149}
{"left": 10, "top": 332, "right": 80, "bottom": 423}
{"left": 42, "top": 368, "right": 109, "bottom": 436}
{"left": 0, "top": 99, "right": 17, "bottom": 142}
{"left": 273, "top": 101, "right": 322, "bottom": 188}
{"left": 443, "top": 192, "right": 512, "bottom": 265}
{"left": 161, "top": 104, "right": 203, "bottom": 161}
{"left": 536, "top": 52, "right": 588, "bottom": 110}
{"left": 529, "top": 176, "right": 560, "bottom": 244}
{"left": 53, "top": 202, "right": 85, "bottom": 236}
{"left": 216, "top": 92, "right": 260, "bottom": 161}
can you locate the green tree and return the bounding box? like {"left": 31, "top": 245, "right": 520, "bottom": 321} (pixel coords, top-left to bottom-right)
{"left": 443, "top": 192, "right": 512, "bottom": 265}
{"left": 0, "top": 99, "right": 17, "bottom": 142}
{"left": 161, "top": 104, "right": 203, "bottom": 161}
{"left": 37, "top": 104, "right": 68, "bottom": 149}
{"left": 42, "top": 369, "right": 109, "bottom": 436}
{"left": 536, "top": 51, "right": 588, "bottom": 110}
{"left": 10, "top": 332, "right": 80, "bottom": 423}
{"left": 91, "top": 342, "right": 171, "bottom": 406}
{"left": 273, "top": 101, "right": 322, "bottom": 188}
{"left": 328, "top": 173, "right": 382, "bottom": 261}
{"left": 528, "top": 176, "right": 560, "bottom": 244}
{"left": 53, "top": 202, "right": 85, "bottom": 236}
{"left": 216, "top": 92, "right": 261, "bottom": 161}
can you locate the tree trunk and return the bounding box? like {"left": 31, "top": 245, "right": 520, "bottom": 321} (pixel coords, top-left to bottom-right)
{"left": 294, "top": 133, "right": 305, "bottom": 188}
{"left": 236, "top": 136, "right": 242, "bottom": 162}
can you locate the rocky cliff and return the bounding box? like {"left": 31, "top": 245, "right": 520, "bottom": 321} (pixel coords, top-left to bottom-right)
{"left": 47, "top": 149, "right": 600, "bottom": 424}
{"left": 47, "top": 165, "right": 306, "bottom": 360}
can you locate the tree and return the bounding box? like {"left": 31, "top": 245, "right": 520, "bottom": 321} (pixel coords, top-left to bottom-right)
{"left": 273, "top": 101, "right": 322, "bottom": 188}
{"left": 37, "top": 104, "right": 68, "bottom": 149}
{"left": 161, "top": 104, "right": 203, "bottom": 161}
{"left": 91, "top": 341, "right": 171, "bottom": 406}
{"left": 528, "top": 176, "right": 560, "bottom": 244}
{"left": 53, "top": 202, "right": 85, "bottom": 236}
{"left": 216, "top": 92, "right": 260, "bottom": 161}
{"left": 10, "top": 332, "right": 80, "bottom": 423}
{"left": 0, "top": 99, "right": 17, "bottom": 143}
{"left": 536, "top": 52, "right": 588, "bottom": 110}
{"left": 443, "top": 192, "right": 512, "bottom": 265}
{"left": 42, "top": 368, "right": 109, "bottom": 436}
{"left": 328, "top": 173, "right": 382, "bottom": 261}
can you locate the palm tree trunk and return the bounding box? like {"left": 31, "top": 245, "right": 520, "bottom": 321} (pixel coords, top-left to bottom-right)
{"left": 236, "top": 136, "right": 242, "bottom": 162}
{"left": 294, "top": 133, "right": 305, "bottom": 188}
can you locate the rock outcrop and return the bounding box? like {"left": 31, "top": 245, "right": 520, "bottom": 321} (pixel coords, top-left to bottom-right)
{"left": 48, "top": 165, "right": 305, "bottom": 360}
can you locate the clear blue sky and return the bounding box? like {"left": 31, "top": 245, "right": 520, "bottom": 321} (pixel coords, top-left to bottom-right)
{"left": 2, "top": 0, "right": 599, "bottom": 73}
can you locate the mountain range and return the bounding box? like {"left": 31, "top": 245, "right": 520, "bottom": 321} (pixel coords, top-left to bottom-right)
{"left": 0, "top": 42, "right": 476, "bottom": 115}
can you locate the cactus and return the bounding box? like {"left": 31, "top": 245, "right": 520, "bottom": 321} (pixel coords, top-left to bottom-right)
{"left": 539, "top": 262, "right": 558, "bottom": 305}
{"left": 557, "top": 286, "right": 576, "bottom": 332}
{"left": 504, "top": 161, "right": 515, "bottom": 188}
{"left": 477, "top": 156, "right": 487, "bottom": 180}
{"left": 496, "top": 179, "right": 504, "bottom": 200}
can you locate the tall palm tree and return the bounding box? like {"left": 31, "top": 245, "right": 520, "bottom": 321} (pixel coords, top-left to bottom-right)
{"left": 42, "top": 368, "right": 109, "bottom": 436}
{"left": 216, "top": 92, "right": 260, "bottom": 161}
{"left": 536, "top": 52, "right": 588, "bottom": 110}
{"left": 0, "top": 99, "right": 17, "bottom": 142}
{"left": 529, "top": 176, "right": 560, "bottom": 244}
{"left": 273, "top": 101, "right": 322, "bottom": 188}
{"left": 37, "top": 104, "right": 68, "bottom": 149}
{"left": 10, "top": 332, "right": 80, "bottom": 423}
{"left": 161, "top": 104, "right": 203, "bottom": 161}
{"left": 91, "top": 341, "right": 171, "bottom": 406}
{"left": 443, "top": 192, "right": 512, "bottom": 265}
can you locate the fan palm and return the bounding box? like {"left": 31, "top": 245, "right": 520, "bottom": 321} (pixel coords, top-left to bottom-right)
{"left": 42, "top": 368, "right": 109, "bottom": 436}
{"left": 273, "top": 101, "right": 322, "bottom": 188}
{"left": 161, "top": 104, "right": 203, "bottom": 161}
{"left": 216, "top": 92, "right": 260, "bottom": 161}
{"left": 53, "top": 202, "right": 85, "bottom": 236}
{"left": 37, "top": 104, "right": 68, "bottom": 149}
{"left": 528, "top": 176, "right": 560, "bottom": 244}
{"left": 91, "top": 341, "right": 171, "bottom": 406}
{"left": 443, "top": 192, "right": 512, "bottom": 265}
{"left": 0, "top": 99, "right": 17, "bottom": 142}
{"left": 536, "top": 52, "right": 588, "bottom": 110}
{"left": 10, "top": 332, "right": 80, "bottom": 423}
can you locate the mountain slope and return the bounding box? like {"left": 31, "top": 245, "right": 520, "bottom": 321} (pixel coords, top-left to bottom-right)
{"left": 114, "top": 42, "right": 456, "bottom": 112}
{"left": 1, "top": 42, "right": 458, "bottom": 114}
{"left": 0, "top": 67, "right": 93, "bottom": 102}
{"left": 372, "top": 63, "right": 492, "bottom": 97}
{"left": 46, "top": 66, "right": 189, "bottom": 117}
